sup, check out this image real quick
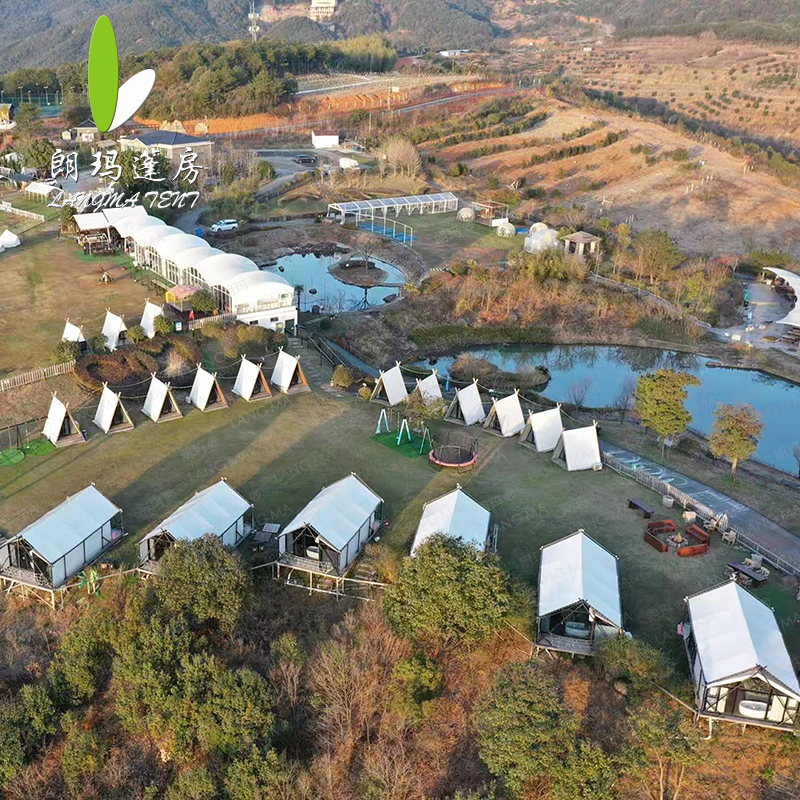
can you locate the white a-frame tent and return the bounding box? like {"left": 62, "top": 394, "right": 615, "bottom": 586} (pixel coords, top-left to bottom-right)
{"left": 551, "top": 423, "right": 602, "bottom": 472}
{"left": 483, "top": 389, "right": 525, "bottom": 437}
{"left": 270, "top": 348, "right": 310, "bottom": 394}
{"left": 415, "top": 370, "right": 442, "bottom": 402}
{"left": 233, "top": 356, "right": 272, "bottom": 402}
{"left": 520, "top": 405, "right": 563, "bottom": 452}
{"left": 445, "top": 379, "right": 485, "bottom": 426}
{"left": 62, "top": 319, "right": 88, "bottom": 351}
{"left": 370, "top": 362, "right": 408, "bottom": 407}
{"left": 142, "top": 374, "right": 182, "bottom": 423}
{"left": 93, "top": 383, "right": 134, "bottom": 434}
{"left": 189, "top": 365, "right": 229, "bottom": 412}
{"left": 140, "top": 301, "right": 164, "bottom": 338}
{"left": 42, "top": 394, "right": 84, "bottom": 447}
{"left": 102, "top": 310, "right": 127, "bottom": 351}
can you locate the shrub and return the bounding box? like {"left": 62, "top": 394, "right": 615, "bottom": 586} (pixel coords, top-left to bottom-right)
{"left": 235, "top": 323, "right": 269, "bottom": 351}
{"left": 61, "top": 725, "right": 107, "bottom": 796}
{"left": 332, "top": 364, "right": 354, "bottom": 389}
{"left": 166, "top": 767, "right": 218, "bottom": 800}
{"left": 358, "top": 386, "right": 372, "bottom": 400}
{"left": 89, "top": 335, "right": 110, "bottom": 355}
{"left": 54, "top": 339, "right": 80, "bottom": 363}
{"left": 191, "top": 289, "right": 217, "bottom": 315}
{"left": 154, "top": 315, "right": 174, "bottom": 335}
{"left": 126, "top": 324, "right": 147, "bottom": 344}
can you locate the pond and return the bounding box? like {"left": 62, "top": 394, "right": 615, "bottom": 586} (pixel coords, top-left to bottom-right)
{"left": 263, "top": 253, "right": 406, "bottom": 312}
{"left": 423, "top": 344, "right": 800, "bottom": 474}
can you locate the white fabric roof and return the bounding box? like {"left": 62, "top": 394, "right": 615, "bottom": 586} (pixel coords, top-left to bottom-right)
{"left": 16, "top": 485, "right": 119, "bottom": 564}
{"left": 416, "top": 371, "right": 442, "bottom": 401}
{"left": 233, "top": 357, "right": 263, "bottom": 401}
{"left": 764, "top": 268, "right": 800, "bottom": 327}
{"left": 172, "top": 246, "right": 224, "bottom": 274}
{"left": 42, "top": 395, "right": 68, "bottom": 445}
{"left": 102, "top": 311, "right": 127, "bottom": 351}
{"left": 452, "top": 381, "right": 485, "bottom": 426}
{"left": 25, "top": 181, "right": 58, "bottom": 197}
{"left": 93, "top": 385, "right": 124, "bottom": 434}
{"left": 378, "top": 364, "right": 408, "bottom": 406}
{"left": 557, "top": 426, "right": 601, "bottom": 471}
{"left": 74, "top": 212, "right": 109, "bottom": 232}
{"left": 0, "top": 229, "right": 21, "bottom": 248}
{"left": 411, "top": 487, "right": 490, "bottom": 555}
{"left": 688, "top": 582, "right": 800, "bottom": 695}
{"left": 190, "top": 366, "right": 219, "bottom": 411}
{"left": 525, "top": 407, "right": 563, "bottom": 452}
{"left": 156, "top": 233, "right": 209, "bottom": 261}
{"left": 228, "top": 271, "right": 293, "bottom": 307}
{"left": 142, "top": 480, "right": 250, "bottom": 544}
{"left": 142, "top": 375, "right": 174, "bottom": 422}
{"left": 103, "top": 205, "right": 147, "bottom": 225}
{"left": 271, "top": 349, "right": 299, "bottom": 392}
{"left": 131, "top": 224, "right": 183, "bottom": 248}
{"left": 539, "top": 530, "right": 622, "bottom": 628}
{"left": 489, "top": 391, "right": 525, "bottom": 437}
{"left": 283, "top": 474, "right": 381, "bottom": 551}
{"left": 193, "top": 253, "right": 259, "bottom": 285}
{"left": 111, "top": 212, "right": 163, "bottom": 237}
{"left": 140, "top": 301, "right": 163, "bottom": 338}
{"left": 331, "top": 193, "right": 458, "bottom": 214}
{"left": 62, "top": 321, "right": 85, "bottom": 343}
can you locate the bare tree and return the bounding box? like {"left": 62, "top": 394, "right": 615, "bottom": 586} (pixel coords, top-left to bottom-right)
{"left": 354, "top": 232, "right": 382, "bottom": 277}
{"left": 794, "top": 445, "right": 800, "bottom": 479}
{"left": 380, "top": 136, "right": 422, "bottom": 177}
{"left": 567, "top": 376, "right": 593, "bottom": 413}
{"left": 615, "top": 378, "right": 637, "bottom": 424}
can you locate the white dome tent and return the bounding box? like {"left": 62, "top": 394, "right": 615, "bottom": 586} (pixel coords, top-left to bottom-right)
{"left": 0, "top": 229, "right": 21, "bottom": 248}
{"left": 524, "top": 226, "right": 560, "bottom": 253}
{"left": 457, "top": 207, "right": 475, "bottom": 222}
{"left": 495, "top": 221, "right": 516, "bottom": 238}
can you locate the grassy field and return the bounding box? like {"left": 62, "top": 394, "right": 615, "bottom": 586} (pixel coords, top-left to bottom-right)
{"left": 0, "top": 384, "right": 796, "bottom": 664}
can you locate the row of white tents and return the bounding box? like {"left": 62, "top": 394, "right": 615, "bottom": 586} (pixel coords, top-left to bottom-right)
{"left": 42, "top": 349, "right": 309, "bottom": 446}
{"left": 370, "top": 363, "right": 602, "bottom": 471}
{"left": 62, "top": 303, "right": 165, "bottom": 352}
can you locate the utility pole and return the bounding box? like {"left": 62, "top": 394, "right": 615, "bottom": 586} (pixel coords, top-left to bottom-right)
{"left": 248, "top": 0, "right": 260, "bottom": 43}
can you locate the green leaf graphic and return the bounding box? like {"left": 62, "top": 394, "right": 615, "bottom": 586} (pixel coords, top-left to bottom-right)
{"left": 88, "top": 16, "right": 119, "bottom": 133}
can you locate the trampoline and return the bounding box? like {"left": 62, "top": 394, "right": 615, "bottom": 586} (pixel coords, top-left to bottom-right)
{"left": 429, "top": 435, "right": 478, "bottom": 469}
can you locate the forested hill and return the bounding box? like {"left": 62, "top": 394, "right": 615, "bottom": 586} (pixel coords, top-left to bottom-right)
{"left": 569, "top": 0, "right": 800, "bottom": 41}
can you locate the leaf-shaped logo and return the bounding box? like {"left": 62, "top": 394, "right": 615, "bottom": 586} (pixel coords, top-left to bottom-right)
{"left": 89, "top": 16, "right": 156, "bottom": 134}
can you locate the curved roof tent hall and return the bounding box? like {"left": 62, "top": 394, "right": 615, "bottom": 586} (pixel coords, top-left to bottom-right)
{"left": 172, "top": 246, "right": 224, "bottom": 283}
{"left": 155, "top": 233, "right": 209, "bottom": 261}
{"left": 112, "top": 213, "right": 164, "bottom": 239}
{"left": 131, "top": 224, "right": 183, "bottom": 249}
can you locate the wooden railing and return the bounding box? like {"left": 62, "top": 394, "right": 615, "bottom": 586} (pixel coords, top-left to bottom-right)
{"left": 0, "top": 360, "right": 75, "bottom": 392}
{"left": 0, "top": 200, "right": 45, "bottom": 221}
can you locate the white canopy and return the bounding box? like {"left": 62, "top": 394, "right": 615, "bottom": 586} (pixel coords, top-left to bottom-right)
{"left": 15, "top": 485, "right": 119, "bottom": 564}
{"left": 447, "top": 380, "right": 485, "bottom": 426}
{"left": 140, "top": 301, "right": 163, "bottom": 338}
{"left": 373, "top": 363, "right": 408, "bottom": 406}
{"left": 103, "top": 205, "right": 148, "bottom": 225}
{"left": 155, "top": 233, "right": 209, "bottom": 261}
{"left": 552, "top": 425, "right": 601, "bottom": 471}
{"left": 190, "top": 366, "right": 224, "bottom": 411}
{"left": 172, "top": 246, "right": 224, "bottom": 276}
{"left": 522, "top": 406, "right": 563, "bottom": 452}
{"left": 416, "top": 371, "right": 442, "bottom": 402}
{"left": 411, "top": 487, "right": 490, "bottom": 555}
{"left": 102, "top": 311, "right": 127, "bottom": 351}
{"left": 233, "top": 357, "right": 269, "bottom": 401}
{"left": 271, "top": 349, "right": 300, "bottom": 393}
{"left": 538, "top": 530, "right": 622, "bottom": 628}
{"left": 131, "top": 224, "right": 183, "bottom": 249}
{"left": 0, "top": 229, "right": 21, "bottom": 248}
{"left": 687, "top": 581, "right": 800, "bottom": 696}
{"left": 485, "top": 391, "right": 525, "bottom": 437}
{"left": 142, "top": 375, "right": 180, "bottom": 422}
{"left": 142, "top": 480, "right": 250, "bottom": 545}
{"left": 62, "top": 320, "right": 86, "bottom": 343}
{"left": 110, "top": 212, "right": 163, "bottom": 237}
{"left": 283, "top": 474, "right": 381, "bottom": 551}
{"left": 74, "top": 212, "right": 109, "bottom": 232}
{"left": 93, "top": 385, "right": 132, "bottom": 434}
{"left": 24, "top": 181, "right": 58, "bottom": 197}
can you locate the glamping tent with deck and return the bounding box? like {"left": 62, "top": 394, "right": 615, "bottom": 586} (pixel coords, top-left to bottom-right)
{"left": 483, "top": 389, "right": 525, "bottom": 438}
{"left": 62, "top": 320, "right": 88, "bottom": 352}
{"left": 415, "top": 371, "right": 442, "bottom": 402}
{"left": 551, "top": 423, "right": 602, "bottom": 471}
{"left": 278, "top": 474, "right": 382, "bottom": 576}
{"left": 43, "top": 394, "right": 84, "bottom": 447}
{"left": 411, "top": 486, "right": 492, "bottom": 556}
{"left": 0, "top": 485, "right": 122, "bottom": 603}
{"left": 681, "top": 580, "right": 800, "bottom": 732}
{"left": 93, "top": 384, "right": 134, "bottom": 434}
{"left": 445, "top": 379, "right": 485, "bottom": 426}
{"left": 189, "top": 366, "right": 228, "bottom": 412}
{"left": 537, "top": 529, "right": 624, "bottom": 655}
{"left": 270, "top": 348, "right": 310, "bottom": 394}
{"left": 233, "top": 356, "right": 272, "bottom": 402}
{"left": 140, "top": 301, "right": 164, "bottom": 338}
{"left": 138, "top": 480, "right": 253, "bottom": 571}
{"left": 102, "top": 310, "right": 127, "bottom": 351}
{"left": 370, "top": 362, "right": 408, "bottom": 407}
{"left": 142, "top": 375, "right": 182, "bottom": 423}
{"left": 519, "top": 406, "right": 563, "bottom": 452}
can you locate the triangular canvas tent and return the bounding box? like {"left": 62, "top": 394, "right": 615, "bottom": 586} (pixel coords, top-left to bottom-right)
{"left": 551, "top": 423, "right": 602, "bottom": 471}
{"left": 93, "top": 384, "right": 134, "bottom": 434}
{"left": 416, "top": 371, "right": 442, "bottom": 402}
{"left": 189, "top": 365, "right": 229, "bottom": 411}
{"left": 42, "top": 394, "right": 84, "bottom": 447}
{"left": 142, "top": 374, "right": 182, "bottom": 422}
{"left": 102, "top": 310, "right": 127, "bottom": 351}
{"left": 483, "top": 389, "right": 525, "bottom": 437}
{"left": 520, "top": 405, "right": 563, "bottom": 452}
{"left": 270, "top": 348, "right": 310, "bottom": 394}
{"left": 0, "top": 229, "right": 21, "bottom": 248}
{"left": 140, "top": 301, "right": 163, "bottom": 338}
{"left": 62, "top": 319, "right": 88, "bottom": 351}
{"left": 370, "top": 362, "right": 408, "bottom": 407}
{"left": 233, "top": 356, "right": 272, "bottom": 402}
{"left": 445, "top": 380, "right": 485, "bottom": 426}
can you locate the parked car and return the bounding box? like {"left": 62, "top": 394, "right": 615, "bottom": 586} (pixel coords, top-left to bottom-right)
{"left": 210, "top": 219, "right": 239, "bottom": 232}
{"left": 294, "top": 154, "right": 317, "bottom": 165}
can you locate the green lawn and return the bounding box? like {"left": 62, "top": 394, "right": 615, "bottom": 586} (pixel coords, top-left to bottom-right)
{"left": 0, "top": 386, "right": 796, "bottom": 664}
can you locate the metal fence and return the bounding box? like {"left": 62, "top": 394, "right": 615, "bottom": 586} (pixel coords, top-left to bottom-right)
{"left": 0, "top": 360, "right": 75, "bottom": 392}
{"left": 187, "top": 313, "right": 237, "bottom": 331}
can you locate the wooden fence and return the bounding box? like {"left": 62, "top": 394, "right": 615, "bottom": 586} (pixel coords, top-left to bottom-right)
{"left": 0, "top": 201, "right": 45, "bottom": 221}
{"left": 0, "top": 360, "right": 75, "bottom": 392}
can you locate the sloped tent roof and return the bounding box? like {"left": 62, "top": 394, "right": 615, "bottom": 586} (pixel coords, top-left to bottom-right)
{"left": 42, "top": 395, "right": 80, "bottom": 445}
{"left": 552, "top": 425, "right": 601, "bottom": 471}
{"left": 131, "top": 224, "right": 183, "bottom": 249}
{"left": 111, "top": 213, "right": 165, "bottom": 238}
{"left": 371, "top": 363, "right": 408, "bottom": 406}
{"left": 74, "top": 212, "right": 109, "bottom": 232}
{"left": 283, "top": 474, "right": 382, "bottom": 552}
{"left": 62, "top": 320, "right": 86, "bottom": 343}
{"left": 538, "top": 529, "right": 622, "bottom": 629}
{"left": 0, "top": 229, "right": 21, "bottom": 248}
{"left": 687, "top": 581, "right": 800, "bottom": 696}
{"left": 765, "top": 267, "right": 800, "bottom": 327}
{"left": 140, "top": 301, "right": 163, "bottom": 338}
{"left": 102, "top": 311, "right": 127, "bottom": 351}
{"left": 190, "top": 366, "right": 227, "bottom": 411}
{"left": 271, "top": 349, "right": 302, "bottom": 392}
{"left": 142, "top": 375, "right": 182, "bottom": 422}
{"left": 446, "top": 380, "right": 485, "bottom": 426}
{"left": 93, "top": 384, "right": 133, "bottom": 434}
{"left": 25, "top": 181, "right": 58, "bottom": 197}
{"left": 102, "top": 205, "right": 148, "bottom": 226}
{"left": 14, "top": 485, "right": 120, "bottom": 565}
{"left": 233, "top": 356, "right": 271, "bottom": 401}
{"left": 141, "top": 480, "right": 251, "bottom": 546}
{"left": 521, "top": 406, "right": 563, "bottom": 452}
{"left": 411, "top": 487, "right": 490, "bottom": 555}
{"left": 416, "top": 371, "right": 442, "bottom": 402}
{"left": 484, "top": 390, "right": 525, "bottom": 437}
